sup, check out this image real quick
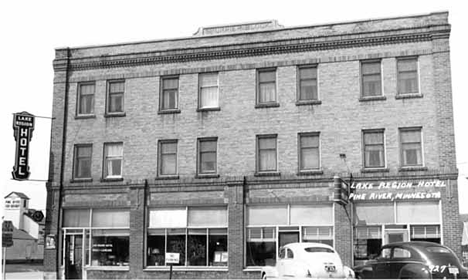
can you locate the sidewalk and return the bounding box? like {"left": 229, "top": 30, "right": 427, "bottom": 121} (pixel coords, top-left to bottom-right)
{"left": 3, "top": 263, "right": 44, "bottom": 279}
{"left": 5, "top": 271, "right": 44, "bottom": 279}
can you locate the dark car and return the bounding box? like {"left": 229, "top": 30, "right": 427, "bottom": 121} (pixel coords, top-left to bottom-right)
{"left": 353, "top": 241, "right": 468, "bottom": 279}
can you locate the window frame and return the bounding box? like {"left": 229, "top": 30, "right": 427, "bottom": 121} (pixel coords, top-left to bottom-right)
{"left": 159, "top": 75, "right": 180, "bottom": 113}
{"left": 103, "top": 142, "right": 124, "bottom": 180}
{"left": 106, "top": 80, "right": 125, "bottom": 116}
{"left": 296, "top": 65, "right": 319, "bottom": 104}
{"left": 158, "top": 139, "right": 178, "bottom": 177}
{"left": 256, "top": 134, "right": 278, "bottom": 174}
{"left": 197, "top": 137, "right": 218, "bottom": 176}
{"left": 360, "top": 60, "right": 383, "bottom": 99}
{"left": 362, "top": 129, "right": 386, "bottom": 169}
{"left": 256, "top": 68, "right": 279, "bottom": 107}
{"left": 396, "top": 57, "right": 420, "bottom": 96}
{"left": 73, "top": 144, "right": 93, "bottom": 180}
{"left": 76, "top": 82, "right": 96, "bottom": 117}
{"left": 198, "top": 72, "right": 219, "bottom": 111}
{"left": 399, "top": 127, "right": 424, "bottom": 167}
{"left": 298, "top": 132, "right": 321, "bottom": 172}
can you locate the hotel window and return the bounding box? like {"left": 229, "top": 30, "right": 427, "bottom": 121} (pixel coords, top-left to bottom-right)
{"left": 246, "top": 204, "right": 333, "bottom": 267}
{"left": 400, "top": 128, "right": 423, "bottom": 167}
{"left": 199, "top": 73, "right": 219, "bottom": 109}
{"left": 147, "top": 207, "right": 228, "bottom": 267}
{"left": 73, "top": 144, "right": 92, "bottom": 179}
{"left": 77, "top": 82, "right": 95, "bottom": 115}
{"left": 106, "top": 80, "right": 125, "bottom": 114}
{"left": 257, "top": 135, "right": 277, "bottom": 173}
{"left": 160, "top": 76, "right": 179, "bottom": 111}
{"left": 297, "top": 66, "right": 318, "bottom": 102}
{"left": 361, "top": 61, "right": 382, "bottom": 97}
{"left": 257, "top": 68, "right": 277, "bottom": 105}
{"left": 198, "top": 138, "right": 217, "bottom": 175}
{"left": 158, "top": 140, "right": 178, "bottom": 176}
{"left": 103, "top": 143, "right": 123, "bottom": 179}
{"left": 363, "top": 130, "right": 385, "bottom": 168}
{"left": 397, "top": 57, "right": 419, "bottom": 95}
{"left": 298, "top": 133, "right": 320, "bottom": 171}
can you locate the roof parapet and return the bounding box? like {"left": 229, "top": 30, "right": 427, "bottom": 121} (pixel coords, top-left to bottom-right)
{"left": 193, "top": 20, "right": 283, "bottom": 36}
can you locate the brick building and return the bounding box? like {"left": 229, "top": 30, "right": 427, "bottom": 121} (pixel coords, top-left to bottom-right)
{"left": 44, "top": 12, "right": 461, "bottom": 279}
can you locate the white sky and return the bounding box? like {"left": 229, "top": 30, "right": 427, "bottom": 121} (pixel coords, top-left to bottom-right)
{"left": 1, "top": 0, "right": 467, "bottom": 213}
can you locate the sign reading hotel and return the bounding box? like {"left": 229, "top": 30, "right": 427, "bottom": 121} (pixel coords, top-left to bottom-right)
{"left": 349, "top": 179, "right": 446, "bottom": 201}
{"left": 12, "top": 111, "right": 35, "bottom": 180}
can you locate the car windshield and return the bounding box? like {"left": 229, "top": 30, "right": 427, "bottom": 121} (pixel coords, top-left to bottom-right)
{"left": 304, "top": 247, "right": 334, "bottom": 253}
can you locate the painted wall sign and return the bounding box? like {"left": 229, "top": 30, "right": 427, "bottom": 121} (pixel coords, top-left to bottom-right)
{"left": 12, "top": 111, "right": 35, "bottom": 180}
{"left": 349, "top": 179, "right": 446, "bottom": 201}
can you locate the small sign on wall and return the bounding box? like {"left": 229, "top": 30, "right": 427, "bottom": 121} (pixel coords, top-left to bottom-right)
{"left": 45, "top": 234, "right": 56, "bottom": 249}
{"left": 165, "top": 252, "right": 180, "bottom": 264}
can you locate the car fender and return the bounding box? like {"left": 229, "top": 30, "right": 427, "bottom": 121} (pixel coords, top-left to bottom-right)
{"left": 398, "top": 263, "right": 431, "bottom": 279}
{"left": 261, "top": 266, "right": 279, "bottom": 279}
{"left": 353, "top": 265, "right": 373, "bottom": 279}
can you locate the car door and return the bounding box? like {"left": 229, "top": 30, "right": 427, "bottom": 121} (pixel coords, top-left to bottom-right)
{"left": 389, "top": 246, "right": 413, "bottom": 279}
{"left": 373, "top": 247, "right": 393, "bottom": 279}
{"left": 277, "top": 247, "right": 287, "bottom": 277}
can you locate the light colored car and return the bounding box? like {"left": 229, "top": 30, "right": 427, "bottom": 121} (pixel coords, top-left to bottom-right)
{"left": 261, "top": 242, "right": 354, "bottom": 279}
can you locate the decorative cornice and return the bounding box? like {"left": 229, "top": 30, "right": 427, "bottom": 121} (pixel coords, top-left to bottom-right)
{"left": 54, "top": 26, "right": 450, "bottom": 72}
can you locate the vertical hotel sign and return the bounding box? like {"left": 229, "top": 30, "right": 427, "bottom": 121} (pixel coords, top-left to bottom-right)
{"left": 12, "top": 111, "right": 35, "bottom": 180}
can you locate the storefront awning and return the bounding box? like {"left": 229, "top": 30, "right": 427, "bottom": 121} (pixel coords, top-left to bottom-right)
{"left": 462, "top": 222, "right": 468, "bottom": 246}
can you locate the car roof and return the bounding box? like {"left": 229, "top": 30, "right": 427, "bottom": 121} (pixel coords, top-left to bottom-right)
{"left": 383, "top": 241, "right": 446, "bottom": 249}
{"left": 284, "top": 242, "right": 334, "bottom": 251}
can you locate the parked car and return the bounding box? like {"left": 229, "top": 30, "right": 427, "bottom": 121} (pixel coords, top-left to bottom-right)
{"left": 261, "top": 242, "right": 354, "bottom": 279}
{"left": 353, "top": 241, "right": 468, "bottom": 279}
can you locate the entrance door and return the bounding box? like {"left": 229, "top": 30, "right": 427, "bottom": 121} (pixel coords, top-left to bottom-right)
{"left": 279, "top": 232, "right": 300, "bottom": 248}
{"left": 64, "top": 234, "right": 84, "bottom": 279}
{"left": 384, "top": 229, "right": 409, "bottom": 245}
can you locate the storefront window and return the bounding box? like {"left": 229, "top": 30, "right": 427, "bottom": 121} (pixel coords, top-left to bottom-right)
{"left": 354, "top": 226, "right": 382, "bottom": 266}
{"left": 410, "top": 225, "right": 441, "bottom": 243}
{"left": 147, "top": 207, "right": 228, "bottom": 267}
{"left": 246, "top": 227, "right": 276, "bottom": 266}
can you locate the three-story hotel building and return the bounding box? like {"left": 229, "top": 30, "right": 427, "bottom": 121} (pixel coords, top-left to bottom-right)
{"left": 44, "top": 11, "right": 461, "bottom": 279}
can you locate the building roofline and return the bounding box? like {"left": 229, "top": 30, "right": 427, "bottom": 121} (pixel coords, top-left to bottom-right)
{"left": 55, "top": 11, "right": 448, "bottom": 51}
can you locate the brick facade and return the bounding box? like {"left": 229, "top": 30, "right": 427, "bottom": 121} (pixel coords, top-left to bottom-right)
{"left": 44, "top": 12, "right": 461, "bottom": 279}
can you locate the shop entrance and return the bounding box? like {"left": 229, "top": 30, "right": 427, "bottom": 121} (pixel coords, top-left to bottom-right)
{"left": 279, "top": 229, "right": 300, "bottom": 248}
{"left": 384, "top": 229, "right": 409, "bottom": 244}
{"left": 64, "top": 231, "right": 87, "bottom": 280}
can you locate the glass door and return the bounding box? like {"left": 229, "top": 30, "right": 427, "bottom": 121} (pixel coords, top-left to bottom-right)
{"left": 64, "top": 232, "right": 85, "bottom": 279}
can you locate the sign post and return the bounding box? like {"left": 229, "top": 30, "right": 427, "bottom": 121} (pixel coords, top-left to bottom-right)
{"left": 12, "top": 111, "right": 35, "bottom": 180}
{"left": 165, "top": 252, "right": 180, "bottom": 279}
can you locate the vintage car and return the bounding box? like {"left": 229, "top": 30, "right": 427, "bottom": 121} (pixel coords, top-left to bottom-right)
{"left": 261, "top": 242, "right": 354, "bottom": 279}
{"left": 353, "top": 241, "right": 468, "bottom": 279}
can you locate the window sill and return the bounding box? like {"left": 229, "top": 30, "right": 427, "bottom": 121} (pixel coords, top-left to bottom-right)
{"left": 398, "top": 166, "right": 428, "bottom": 172}
{"left": 359, "top": 96, "right": 386, "bottom": 102}
{"left": 361, "top": 168, "right": 390, "bottom": 173}
{"left": 254, "top": 172, "right": 281, "bottom": 177}
{"left": 296, "top": 100, "right": 322, "bottom": 106}
{"left": 243, "top": 267, "right": 262, "bottom": 272}
{"left": 297, "top": 170, "right": 324, "bottom": 176}
{"left": 144, "top": 266, "right": 228, "bottom": 272}
{"left": 255, "top": 103, "right": 280, "bottom": 109}
{"left": 395, "top": 93, "right": 423, "bottom": 100}
{"left": 156, "top": 175, "right": 180, "bottom": 180}
{"left": 104, "top": 112, "right": 126, "bottom": 118}
{"left": 197, "top": 107, "right": 221, "bottom": 112}
{"left": 86, "top": 266, "right": 129, "bottom": 271}
{"left": 196, "top": 174, "right": 220, "bottom": 179}
{"left": 75, "top": 114, "right": 96, "bottom": 120}
{"left": 101, "top": 177, "right": 124, "bottom": 182}
{"left": 70, "top": 178, "right": 93, "bottom": 183}
{"left": 158, "top": 109, "right": 181, "bottom": 115}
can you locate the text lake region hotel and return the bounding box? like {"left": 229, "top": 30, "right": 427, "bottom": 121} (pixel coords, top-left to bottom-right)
{"left": 44, "top": 11, "right": 461, "bottom": 279}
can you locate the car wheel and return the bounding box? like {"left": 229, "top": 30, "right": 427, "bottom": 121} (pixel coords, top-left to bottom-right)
{"left": 262, "top": 273, "right": 268, "bottom": 280}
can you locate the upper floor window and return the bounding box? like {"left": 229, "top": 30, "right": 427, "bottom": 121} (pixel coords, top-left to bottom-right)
{"left": 73, "top": 144, "right": 92, "bottom": 179}
{"left": 103, "top": 143, "right": 123, "bottom": 179}
{"left": 297, "top": 66, "right": 318, "bottom": 102}
{"left": 198, "top": 138, "right": 217, "bottom": 175}
{"left": 361, "top": 61, "right": 382, "bottom": 97}
{"left": 299, "top": 133, "right": 320, "bottom": 171}
{"left": 400, "top": 128, "right": 423, "bottom": 167}
{"left": 257, "top": 135, "right": 277, "bottom": 172}
{"left": 199, "top": 73, "right": 219, "bottom": 109}
{"left": 158, "top": 140, "right": 178, "bottom": 176}
{"left": 257, "top": 68, "right": 277, "bottom": 105}
{"left": 363, "top": 130, "right": 385, "bottom": 168}
{"left": 397, "top": 57, "right": 419, "bottom": 95}
{"left": 160, "top": 76, "right": 179, "bottom": 111}
{"left": 107, "top": 80, "right": 125, "bottom": 115}
{"left": 77, "top": 83, "right": 95, "bottom": 115}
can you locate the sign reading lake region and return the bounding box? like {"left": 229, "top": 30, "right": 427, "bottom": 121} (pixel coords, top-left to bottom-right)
{"left": 12, "top": 111, "right": 35, "bottom": 180}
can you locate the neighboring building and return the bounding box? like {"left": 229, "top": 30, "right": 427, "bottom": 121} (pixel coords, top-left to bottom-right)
{"left": 461, "top": 214, "right": 468, "bottom": 265}
{"left": 4, "top": 192, "right": 45, "bottom": 262}
{"left": 45, "top": 12, "right": 460, "bottom": 279}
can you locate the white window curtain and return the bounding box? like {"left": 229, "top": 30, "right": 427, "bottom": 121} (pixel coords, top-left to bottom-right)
{"left": 106, "top": 143, "right": 123, "bottom": 177}
{"left": 247, "top": 205, "right": 288, "bottom": 225}
{"left": 355, "top": 203, "right": 394, "bottom": 224}
{"left": 188, "top": 207, "right": 227, "bottom": 227}
{"left": 92, "top": 210, "right": 129, "bottom": 227}
{"left": 79, "top": 84, "right": 95, "bottom": 114}
{"left": 398, "top": 59, "right": 419, "bottom": 94}
{"left": 160, "top": 142, "right": 177, "bottom": 175}
{"left": 300, "top": 135, "right": 319, "bottom": 170}
{"left": 63, "top": 209, "right": 90, "bottom": 227}
{"left": 149, "top": 208, "right": 187, "bottom": 228}
{"left": 290, "top": 205, "right": 332, "bottom": 225}
{"left": 401, "top": 129, "right": 422, "bottom": 166}
{"left": 396, "top": 202, "right": 440, "bottom": 223}
{"left": 259, "top": 137, "right": 277, "bottom": 171}
{"left": 200, "top": 73, "right": 218, "bottom": 108}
